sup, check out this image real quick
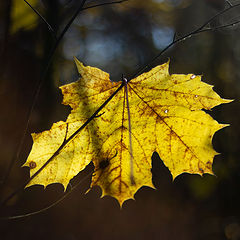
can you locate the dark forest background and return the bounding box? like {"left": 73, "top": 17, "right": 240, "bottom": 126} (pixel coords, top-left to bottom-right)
{"left": 0, "top": 0, "right": 240, "bottom": 239}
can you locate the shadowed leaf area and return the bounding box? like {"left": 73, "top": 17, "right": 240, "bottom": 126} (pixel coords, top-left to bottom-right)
{"left": 24, "top": 58, "right": 231, "bottom": 206}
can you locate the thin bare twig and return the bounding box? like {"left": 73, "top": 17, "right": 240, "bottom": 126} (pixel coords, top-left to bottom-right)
{"left": 24, "top": 0, "right": 57, "bottom": 39}
{"left": 82, "top": 0, "right": 128, "bottom": 10}
{"left": 130, "top": 2, "right": 240, "bottom": 79}
{"left": 0, "top": 169, "right": 94, "bottom": 220}
{"left": 226, "top": 0, "right": 233, "bottom": 7}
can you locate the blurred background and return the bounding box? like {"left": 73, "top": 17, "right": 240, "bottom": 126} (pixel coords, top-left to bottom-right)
{"left": 0, "top": 0, "right": 240, "bottom": 239}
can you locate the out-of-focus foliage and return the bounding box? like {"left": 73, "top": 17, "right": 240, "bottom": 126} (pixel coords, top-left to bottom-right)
{"left": 11, "top": 0, "right": 39, "bottom": 33}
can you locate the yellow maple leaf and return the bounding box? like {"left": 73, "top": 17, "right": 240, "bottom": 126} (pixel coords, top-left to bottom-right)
{"left": 24, "top": 58, "right": 231, "bottom": 206}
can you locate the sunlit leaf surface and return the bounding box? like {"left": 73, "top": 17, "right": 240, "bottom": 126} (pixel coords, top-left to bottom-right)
{"left": 24, "top": 58, "right": 231, "bottom": 206}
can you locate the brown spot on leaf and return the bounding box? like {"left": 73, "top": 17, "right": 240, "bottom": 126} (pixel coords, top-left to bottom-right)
{"left": 29, "top": 161, "right": 37, "bottom": 169}
{"left": 206, "top": 161, "right": 212, "bottom": 169}
{"left": 99, "top": 159, "right": 110, "bottom": 169}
